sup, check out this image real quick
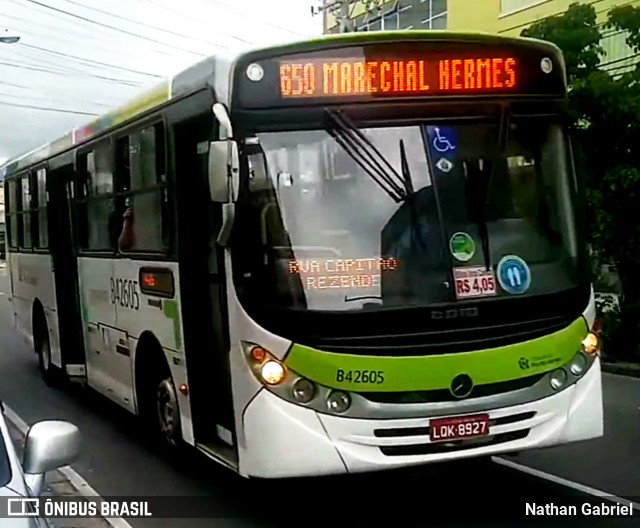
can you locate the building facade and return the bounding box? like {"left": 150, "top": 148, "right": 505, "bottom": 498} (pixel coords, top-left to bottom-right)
{"left": 322, "top": 0, "right": 638, "bottom": 76}
{"left": 324, "top": 0, "right": 448, "bottom": 34}
{"left": 446, "top": 0, "right": 640, "bottom": 76}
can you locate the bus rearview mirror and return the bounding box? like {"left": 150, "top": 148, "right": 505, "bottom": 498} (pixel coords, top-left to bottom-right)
{"left": 229, "top": 141, "right": 239, "bottom": 202}
{"left": 208, "top": 141, "right": 229, "bottom": 202}
{"left": 208, "top": 140, "right": 240, "bottom": 203}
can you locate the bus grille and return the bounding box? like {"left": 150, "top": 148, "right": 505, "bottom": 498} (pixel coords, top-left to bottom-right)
{"left": 359, "top": 374, "right": 545, "bottom": 404}
{"left": 379, "top": 430, "right": 530, "bottom": 456}
{"left": 374, "top": 411, "right": 534, "bottom": 456}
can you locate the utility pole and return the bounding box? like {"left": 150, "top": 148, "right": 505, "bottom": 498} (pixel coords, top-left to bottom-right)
{"left": 311, "top": 0, "right": 386, "bottom": 33}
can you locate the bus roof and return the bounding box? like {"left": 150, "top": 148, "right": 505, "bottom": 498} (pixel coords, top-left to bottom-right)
{"left": 1, "top": 53, "right": 234, "bottom": 177}
{"left": 1, "top": 30, "right": 562, "bottom": 178}
{"left": 243, "top": 29, "right": 562, "bottom": 61}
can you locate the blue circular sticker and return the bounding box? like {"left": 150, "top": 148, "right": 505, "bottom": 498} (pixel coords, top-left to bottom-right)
{"left": 497, "top": 255, "right": 531, "bottom": 295}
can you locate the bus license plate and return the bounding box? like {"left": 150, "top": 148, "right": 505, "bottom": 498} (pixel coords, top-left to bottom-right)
{"left": 430, "top": 414, "right": 490, "bottom": 443}
{"left": 453, "top": 266, "right": 497, "bottom": 299}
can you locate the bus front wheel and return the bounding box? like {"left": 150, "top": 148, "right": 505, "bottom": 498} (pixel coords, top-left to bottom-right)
{"left": 34, "top": 313, "right": 57, "bottom": 387}
{"left": 155, "top": 376, "right": 182, "bottom": 449}
{"left": 137, "top": 346, "right": 182, "bottom": 450}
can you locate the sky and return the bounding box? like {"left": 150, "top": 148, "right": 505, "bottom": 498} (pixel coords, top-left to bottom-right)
{"left": 0, "top": 0, "right": 323, "bottom": 163}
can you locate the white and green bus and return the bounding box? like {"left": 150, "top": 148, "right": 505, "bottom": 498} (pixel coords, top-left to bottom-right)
{"left": 2, "top": 31, "right": 603, "bottom": 478}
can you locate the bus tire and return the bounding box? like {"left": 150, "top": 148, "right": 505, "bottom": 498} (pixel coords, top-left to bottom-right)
{"left": 136, "top": 340, "right": 182, "bottom": 449}
{"left": 33, "top": 308, "right": 57, "bottom": 387}
{"left": 155, "top": 376, "right": 182, "bottom": 449}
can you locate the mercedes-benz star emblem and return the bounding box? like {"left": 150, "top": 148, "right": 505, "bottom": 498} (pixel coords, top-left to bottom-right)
{"left": 450, "top": 373, "right": 474, "bottom": 399}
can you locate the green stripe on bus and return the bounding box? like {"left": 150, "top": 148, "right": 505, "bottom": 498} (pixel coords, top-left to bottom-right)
{"left": 162, "top": 300, "right": 182, "bottom": 350}
{"left": 284, "top": 317, "right": 588, "bottom": 392}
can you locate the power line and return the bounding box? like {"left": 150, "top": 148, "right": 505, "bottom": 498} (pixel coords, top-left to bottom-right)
{"left": 0, "top": 59, "right": 146, "bottom": 86}
{"left": 56, "top": 0, "right": 234, "bottom": 49}
{"left": 198, "top": 0, "right": 308, "bottom": 36}
{"left": 0, "top": 80, "right": 31, "bottom": 89}
{"left": 136, "top": 0, "right": 251, "bottom": 45}
{"left": 0, "top": 90, "right": 111, "bottom": 109}
{"left": 14, "top": 44, "right": 157, "bottom": 81}
{"left": 20, "top": 43, "right": 163, "bottom": 78}
{"left": 17, "top": 0, "right": 207, "bottom": 57}
{"left": 0, "top": 49, "right": 95, "bottom": 75}
{"left": 1, "top": 47, "right": 140, "bottom": 80}
{"left": 0, "top": 100, "right": 98, "bottom": 116}
{"left": 0, "top": 80, "right": 121, "bottom": 107}
{"left": 0, "top": 79, "right": 124, "bottom": 108}
{"left": 2, "top": 11, "right": 186, "bottom": 59}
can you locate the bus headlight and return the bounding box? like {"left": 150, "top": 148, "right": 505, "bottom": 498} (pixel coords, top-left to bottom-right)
{"left": 569, "top": 353, "right": 588, "bottom": 376}
{"left": 327, "top": 391, "right": 351, "bottom": 413}
{"left": 581, "top": 332, "right": 600, "bottom": 356}
{"left": 292, "top": 378, "right": 316, "bottom": 403}
{"left": 261, "top": 361, "right": 285, "bottom": 385}
{"left": 550, "top": 368, "right": 567, "bottom": 390}
{"left": 243, "top": 342, "right": 354, "bottom": 415}
{"left": 245, "top": 344, "right": 288, "bottom": 386}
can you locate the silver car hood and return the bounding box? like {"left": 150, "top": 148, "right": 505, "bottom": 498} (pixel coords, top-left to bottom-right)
{"left": 0, "top": 488, "right": 48, "bottom": 528}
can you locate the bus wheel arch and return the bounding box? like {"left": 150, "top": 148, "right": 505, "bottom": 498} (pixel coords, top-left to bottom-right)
{"left": 32, "top": 300, "right": 57, "bottom": 386}
{"left": 134, "top": 331, "right": 182, "bottom": 448}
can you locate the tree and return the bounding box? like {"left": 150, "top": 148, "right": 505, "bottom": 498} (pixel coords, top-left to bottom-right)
{"left": 523, "top": 2, "right": 640, "bottom": 360}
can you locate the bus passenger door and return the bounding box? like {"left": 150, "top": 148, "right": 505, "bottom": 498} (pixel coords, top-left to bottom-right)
{"left": 73, "top": 143, "right": 121, "bottom": 400}
{"left": 46, "top": 162, "right": 85, "bottom": 379}
{"left": 169, "top": 102, "right": 235, "bottom": 459}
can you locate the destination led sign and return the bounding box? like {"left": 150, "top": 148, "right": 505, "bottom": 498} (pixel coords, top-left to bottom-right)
{"left": 279, "top": 56, "right": 518, "bottom": 99}
{"left": 233, "top": 42, "right": 565, "bottom": 110}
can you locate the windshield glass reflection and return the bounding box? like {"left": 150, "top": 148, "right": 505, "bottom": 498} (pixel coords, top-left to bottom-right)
{"left": 233, "top": 117, "right": 579, "bottom": 312}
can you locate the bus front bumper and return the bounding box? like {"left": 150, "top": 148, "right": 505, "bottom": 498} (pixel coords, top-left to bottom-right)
{"left": 241, "top": 357, "right": 603, "bottom": 479}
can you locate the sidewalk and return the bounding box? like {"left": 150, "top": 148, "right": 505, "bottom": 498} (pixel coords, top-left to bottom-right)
{"left": 6, "top": 417, "right": 112, "bottom": 528}
{"left": 602, "top": 360, "right": 640, "bottom": 378}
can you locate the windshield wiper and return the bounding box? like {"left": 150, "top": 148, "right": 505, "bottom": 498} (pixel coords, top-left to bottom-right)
{"left": 472, "top": 106, "right": 511, "bottom": 271}
{"left": 324, "top": 109, "right": 407, "bottom": 203}
{"left": 399, "top": 138, "right": 427, "bottom": 249}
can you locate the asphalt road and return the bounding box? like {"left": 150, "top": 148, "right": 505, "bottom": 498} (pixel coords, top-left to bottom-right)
{"left": 0, "top": 269, "right": 639, "bottom": 527}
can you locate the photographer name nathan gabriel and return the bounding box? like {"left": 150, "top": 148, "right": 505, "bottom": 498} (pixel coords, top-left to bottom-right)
{"left": 526, "top": 502, "right": 635, "bottom": 516}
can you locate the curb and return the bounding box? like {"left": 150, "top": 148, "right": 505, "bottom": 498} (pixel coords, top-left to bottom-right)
{"left": 601, "top": 362, "right": 640, "bottom": 378}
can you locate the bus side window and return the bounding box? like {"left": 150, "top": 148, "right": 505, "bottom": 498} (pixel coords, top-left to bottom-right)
{"left": 120, "top": 123, "right": 166, "bottom": 252}
{"left": 35, "top": 168, "right": 48, "bottom": 249}
{"left": 19, "top": 174, "right": 32, "bottom": 250}
{"left": 77, "top": 141, "right": 114, "bottom": 251}
{"left": 6, "top": 179, "right": 20, "bottom": 249}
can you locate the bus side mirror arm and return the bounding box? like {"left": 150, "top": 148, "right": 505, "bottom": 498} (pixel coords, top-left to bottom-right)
{"left": 217, "top": 203, "right": 235, "bottom": 247}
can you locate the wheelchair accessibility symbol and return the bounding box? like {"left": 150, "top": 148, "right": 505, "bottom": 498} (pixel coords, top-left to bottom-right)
{"left": 497, "top": 255, "right": 531, "bottom": 295}
{"left": 432, "top": 127, "right": 456, "bottom": 153}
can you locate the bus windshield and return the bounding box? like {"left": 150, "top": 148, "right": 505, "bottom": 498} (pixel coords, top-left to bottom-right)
{"left": 234, "top": 115, "right": 580, "bottom": 312}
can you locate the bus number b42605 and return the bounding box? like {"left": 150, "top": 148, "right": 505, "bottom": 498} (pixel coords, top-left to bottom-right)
{"left": 110, "top": 278, "right": 140, "bottom": 310}
{"left": 336, "top": 369, "right": 384, "bottom": 384}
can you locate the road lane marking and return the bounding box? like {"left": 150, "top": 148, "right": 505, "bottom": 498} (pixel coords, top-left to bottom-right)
{"left": 494, "top": 456, "right": 640, "bottom": 511}
{"left": 3, "top": 404, "right": 134, "bottom": 528}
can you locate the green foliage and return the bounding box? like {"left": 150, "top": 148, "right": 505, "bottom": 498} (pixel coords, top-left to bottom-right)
{"left": 521, "top": 3, "right": 603, "bottom": 81}
{"left": 594, "top": 295, "right": 620, "bottom": 358}
{"left": 523, "top": 2, "right": 640, "bottom": 359}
